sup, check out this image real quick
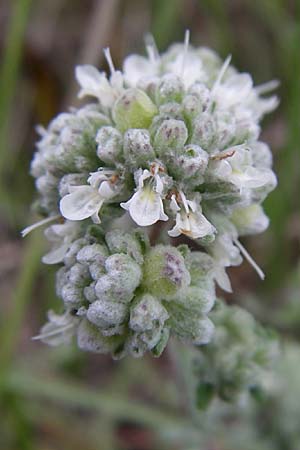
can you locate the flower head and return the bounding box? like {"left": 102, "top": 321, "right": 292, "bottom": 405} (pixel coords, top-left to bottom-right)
{"left": 26, "top": 34, "right": 279, "bottom": 359}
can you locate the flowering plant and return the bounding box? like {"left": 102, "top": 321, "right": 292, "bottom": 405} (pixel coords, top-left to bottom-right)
{"left": 24, "top": 33, "right": 279, "bottom": 399}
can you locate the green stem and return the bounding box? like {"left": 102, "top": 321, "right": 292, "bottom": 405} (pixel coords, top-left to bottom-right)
{"left": 0, "top": 0, "right": 32, "bottom": 178}
{"left": 0, "top": 232, "right": 44, "bottom": 377}
{"left": 5, "top": 369, "right": 199, "bottom": 435}
{"left": 168, "top": 339, "right": 199, "bottom": 422}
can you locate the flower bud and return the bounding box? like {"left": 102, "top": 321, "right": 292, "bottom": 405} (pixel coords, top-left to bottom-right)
{"left": 112, "top": 88, "right": 157, "bottom": 132}
{"left": 169, "top": 144, "right": 208, "bottom": 186}
{"left": 76, "top": 243, "right": 108, "bottom": 279}
{"left": 105, "top": 229, "right": 149, "bottom": 264}
{"left": 154, "top": 119, "right": 188, "bottom": 158}
{"left": 177, "top": 281, "right": 215, "bottom": 312}
{"left": 61, "top": 283, "right": 85, "bottom": 307}
{"left": 187, "top": 252, "right": 215, "bottom": 286}
{"left": 191, "top": 112, "right": 216, "bottom": 151}
{"left": 182, "top": 94, "right": 203, "bottom": 121}
{"left": 129, "top": 294, "right": 169, "bottom": 332}
{"left": 96, "top": 126, "right": 123, "bottom": 164}
{"left": 183, "top": 83, "right": 210, "bottom": 120}
{"left": 215, "top": 111, "right": 236, "bottom": 150}
{"left": 155, "top": 74, "right": 184, "bottom": 105}
{"left": 68, "top": 262, "right": 90, "bottom": 286}
{"left": 188, "top": 82, "right": 210, "bottom": 106}
{"left": 123, "top": 128, "right": 155, "bottom": 168}
{"left": 158, "top": 102, "right": 183, "bottom": 119}
{"left": 87, "top": 299, "right": 127, "bottom": 329}
{"left": 95, "top": 254, "right": 142, "bottom": 303}
{"left": 77, "top": 319, "right": 124, "bottom": 357}
{"left": 167, "top": 300, "right": 214, "bottom": 345}
{"left": 143, "top": 245, "right": 191, "bottom": 299}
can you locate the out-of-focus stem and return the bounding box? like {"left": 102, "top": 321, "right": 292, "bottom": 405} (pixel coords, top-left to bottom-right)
{"left": 0, "top": 231, "right": 44, "bottom": 381}
{"left": 0, "top": 0, "right": 32, "bottom": 182}
{"left": 6, "top": 369, "right": 200, "bottom": 437}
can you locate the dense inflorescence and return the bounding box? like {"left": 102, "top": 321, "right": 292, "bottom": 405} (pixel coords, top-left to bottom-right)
{"left": 26, "top": 36, "right": 279, "bottom": 359}
{"left": 36, "top": 225, "right": 215, "bottom": 357}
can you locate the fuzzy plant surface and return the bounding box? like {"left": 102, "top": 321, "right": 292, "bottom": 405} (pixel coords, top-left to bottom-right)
{"left": 24, "top": 34, "right": 279, "bottom": 362}
{"left": 193, "top": 299, "right": 279, "bottom": 408}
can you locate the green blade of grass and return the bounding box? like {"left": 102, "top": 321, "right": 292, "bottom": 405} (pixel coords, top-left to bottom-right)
{"left": 0, "top": 231, "right": 44, "bottom": 377}
{"left": 0, "top": 0, "right": 33, "bottom": 189}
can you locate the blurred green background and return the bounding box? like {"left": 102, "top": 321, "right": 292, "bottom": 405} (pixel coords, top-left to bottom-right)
{"left": 0, "top": 1, "right": 299, "bottom": 449}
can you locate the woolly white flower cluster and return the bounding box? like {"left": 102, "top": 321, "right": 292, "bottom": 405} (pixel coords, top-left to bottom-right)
{"left": 26, "top": 34, "right": 278, "bottom": 357}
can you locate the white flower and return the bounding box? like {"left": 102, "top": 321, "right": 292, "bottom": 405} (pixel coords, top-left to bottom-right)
{"left": 75, "top": 65, "right": 123, "bottom": 108}
{"left": 208, "top": 219, "right": 265, "bottom": 289}
{"left": 209, "top": 146, "right": 277, "bottom": 192}
{"left": 168, "top": 191, "right": 215, "bottom": 239}
{"left": 209, "top": 231, "right": 242, "bottom": 269}
{"left": 212, "top": 72, "right": 253, "bottom": 110}
{"left": 123, "top": 54, "right": 159, "bottom": 87}
{"left": 60, "top": 169, "right": 119, "bottom": 224}
{"left": 120, "top": 167, "right": 168, "bottom": 226}
{"left": 42, "top": 221, "right": 80, "bottom": 264}
{"left": 32, "top": 310, "right": 77, "bottom": 346}
{"left": 231, "top": 204, "right": 269, "bottom": 236}
{"left": 163, "top": 48, "right": 204, "bottom": 89}
{"left": 123, "top": 35, "right": 160, "bottom": 87}
{"left": 123, "top": 31, "right": 204, "bottom": 89}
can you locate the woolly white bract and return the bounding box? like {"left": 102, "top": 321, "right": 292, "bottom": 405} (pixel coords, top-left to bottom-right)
{"left": 25, "top": 33, "right": 278, "bottom": 358}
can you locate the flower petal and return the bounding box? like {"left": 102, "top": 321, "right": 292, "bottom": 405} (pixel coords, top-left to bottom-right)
{"left": 60, "top": 186, "right": 103, "bottom": 221}
{"left": 75, "top": 65, "right": 115, "bottom": 107}
{"left": 214, "top": 265, "right": 232, "bottom": 293}
{"left": 121, "top": 187, "right": 168, "bottom": 226}
{"left": 42, "top": 242, "right": 70, "bottom": 265}
{"left": 123, "top": 55, "right": 157, "bottom": 87}
{"left": 188, "top": 212, "right": 215, "bottom": 239}
{"left": 76, "top": 65, "right": 107, "bottom": 96}
{"left": 98, "top": 180, "right": 116, "bottom": 198}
